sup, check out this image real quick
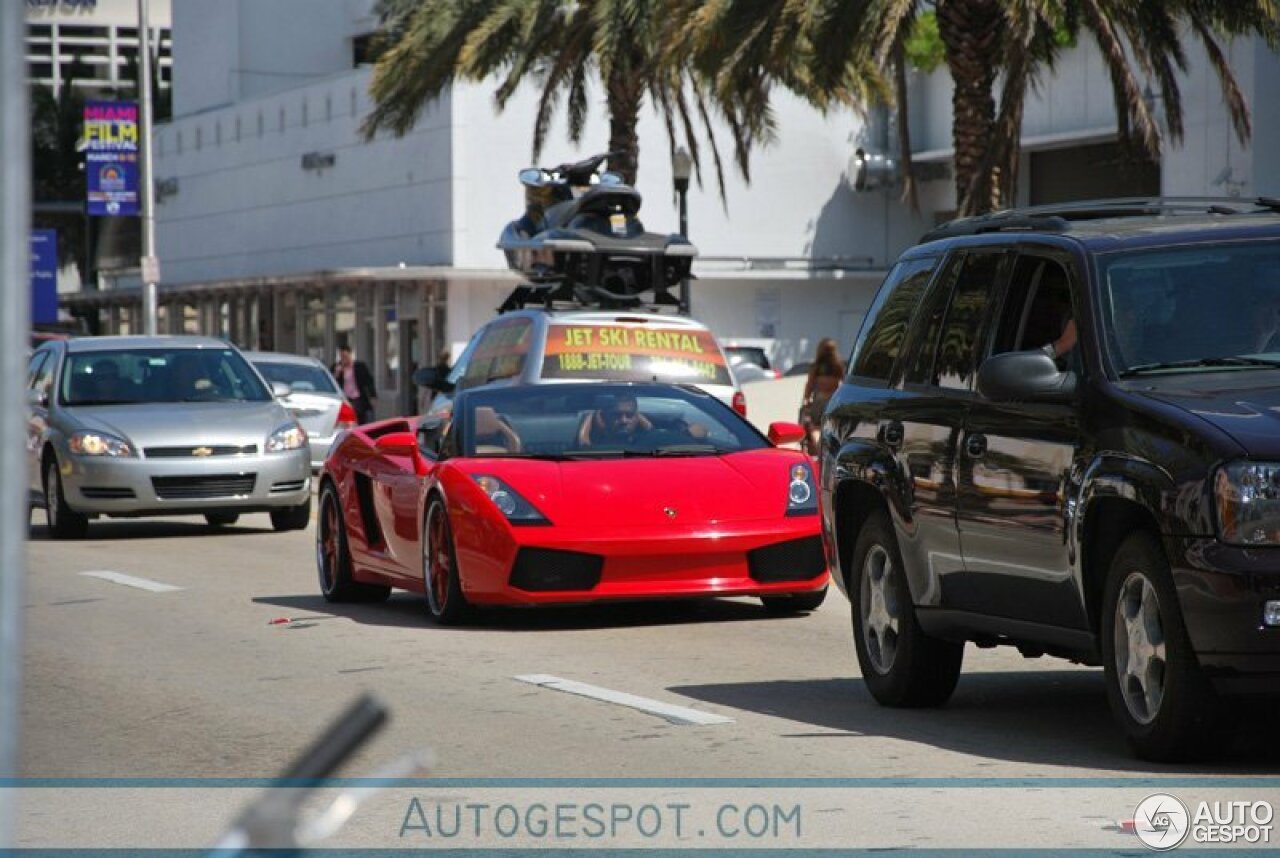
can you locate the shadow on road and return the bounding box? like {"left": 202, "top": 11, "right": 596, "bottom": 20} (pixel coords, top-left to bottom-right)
{"left": 28, "top": 518, "right": 279, "bottom": 541}
{"left": 253, "top": 591, "right": 791, "bottom": 632}
{"left": 669, "top": 673, "right": 1280, "bottom": 772}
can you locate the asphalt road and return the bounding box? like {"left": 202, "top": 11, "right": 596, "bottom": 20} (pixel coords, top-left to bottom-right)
{"left": 18, "top": 509, "right": 1280, "bottom": 850}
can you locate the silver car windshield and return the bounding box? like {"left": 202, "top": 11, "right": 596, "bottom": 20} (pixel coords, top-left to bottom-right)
{"left": 61, "top": 348, "right": 273, "bottom": 405}
{"left": 253, "top": 360, "right": 340, "bottom": 394}
{"left": 1101, "top": 241, "right": 1280, "bottom": 376}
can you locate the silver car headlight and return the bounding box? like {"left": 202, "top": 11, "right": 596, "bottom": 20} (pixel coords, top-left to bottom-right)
{"left": 68, "top": 431, "right": 134, "bottom": 458}
{"left": 1215, "top": 461, "right": 1280, "bottom": 545}
{"left": 266, "top": 421, "right": 307, "bottom": 453}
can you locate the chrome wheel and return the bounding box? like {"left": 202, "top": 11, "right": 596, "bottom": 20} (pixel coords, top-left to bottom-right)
{"left": 859, "top": 544, "right": 901, "bottom": 675}
{"left": 1113, "top": 570, "right": 1167, "bottom": 726}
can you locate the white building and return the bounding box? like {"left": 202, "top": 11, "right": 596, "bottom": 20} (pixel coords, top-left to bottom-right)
{"left": 26, "top": 0, "right": 172, "bottom": 97}
{"left": 63, "top": 0, "right": 1280, "bottom": 418}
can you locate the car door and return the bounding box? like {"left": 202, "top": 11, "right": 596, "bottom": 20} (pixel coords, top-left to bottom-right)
{"left": 27, "top": 347, "right": 57, "bottom": 502}
{"left": 955, "top": 250, "right": 1087, "bottom": 629}
{"left": 892, "top": 249, "right": 1010, "bottom": 608}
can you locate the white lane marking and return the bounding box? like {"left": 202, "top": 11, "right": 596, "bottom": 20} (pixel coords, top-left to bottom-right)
{"left": 80, "top": 571, "right": 183, "bottom": 593}
{"left": 515, "top": 674, "right": 733, "bottom": 726}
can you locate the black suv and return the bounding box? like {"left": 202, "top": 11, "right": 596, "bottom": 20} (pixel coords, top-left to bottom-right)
{"left": 820, "top": 198, "right": 1280, "bottom": 761}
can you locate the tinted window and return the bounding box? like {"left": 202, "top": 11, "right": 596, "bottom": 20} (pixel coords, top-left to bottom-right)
{"left": 460, "top": 317, "right": 533, "bottom": 389}
{"left": 933, "top": 252, "right": 1007, "bottom": 390}
{"left": 990, "top": 255, "right": 1074, "bottom": 356}
{"left": 849, "top": 257, "right": 938, "bottom": 381}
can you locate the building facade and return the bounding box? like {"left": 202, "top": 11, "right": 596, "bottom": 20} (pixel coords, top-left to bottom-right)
{"left": 60, "top": 0, "right": 1280, "bottom": 419}
{"left": 26, "top": 0, "right": 171, "bottom": 97}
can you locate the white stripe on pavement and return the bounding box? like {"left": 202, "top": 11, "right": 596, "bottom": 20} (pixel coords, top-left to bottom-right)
{"left": 514, "top": 674, "right": 733, "bottom": 726}
{"left": 80, "top": 571, "right": 183, "bottom": 593}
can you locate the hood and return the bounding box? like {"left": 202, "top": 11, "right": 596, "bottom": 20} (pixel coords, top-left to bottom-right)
{"left": 1132, "top": 371, "right": 1280, "bottom": 456}
{"left": 470, "top": 449, "right": 801, "bottom": 528}
{"left": 65, "top": 401, "right": 291, "bottom": 450}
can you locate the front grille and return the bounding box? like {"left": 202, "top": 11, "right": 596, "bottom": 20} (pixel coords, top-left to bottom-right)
{"left": 80, "top": 487, "right": 136, "bottom": 500}
{"left": 145, "top": 445, "right": 258, "bottom": 458}
{"left": 270, "top": 479, "right": 307, "bottom": 493}
{"left": 509, "top": 548, "right": 603, "bottom": 592}
{"left": 747, "top": 536, "right": 826, "bottom": 583}
{"left": 152, "top": 474, "right": 256, "bottom": 500}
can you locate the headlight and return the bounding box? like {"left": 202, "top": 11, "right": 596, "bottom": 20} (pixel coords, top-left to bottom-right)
{"left": 1216, "top": 461, "right": 1280, "bottom": 545}
{"left": 68, "top": 431, "right": 133, "bottom": 458}
{"left": 786, "top": 461, "right": 818, "bottom": 516}
{"left": 266, "top": 421, "right": 307, "bottom": 453}
{"left": 471, "top": 474, "right": 548, "bottom": 524}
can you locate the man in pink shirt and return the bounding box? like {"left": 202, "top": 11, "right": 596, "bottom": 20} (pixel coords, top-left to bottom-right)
{"left": 332, "top": 344, "right": 377, "bottom": 424}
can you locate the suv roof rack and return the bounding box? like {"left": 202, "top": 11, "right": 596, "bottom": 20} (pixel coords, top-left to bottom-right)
{"left": 497, "top": 280, "right": 690, "bottom": 316}
{"left": 921, "top": 196, "right": 1280, "bottom": 243}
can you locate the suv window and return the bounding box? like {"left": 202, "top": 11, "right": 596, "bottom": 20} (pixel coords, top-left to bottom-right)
{"left": 932, "top": 251, "right": 1008, "bottom": 390}
{"left": 990, "top": 254, "right": 1074, "bottom": 357}
{"left": 459, "top": 316, "right": 533, "bottom": 389}
{"left": 849, "top": 257, "right": 938, "bottom": 382}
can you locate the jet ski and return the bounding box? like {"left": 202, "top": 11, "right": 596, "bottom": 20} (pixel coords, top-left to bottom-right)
{"left": 497, "top": 152, "right": 697, "bottom": 312}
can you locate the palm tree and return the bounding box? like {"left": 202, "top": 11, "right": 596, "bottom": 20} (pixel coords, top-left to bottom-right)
{"left": 689, "top": 0, "right": 1280, "bottom": 216}
{"left": 361, "top": 0, "right": 769, "bottom": 193}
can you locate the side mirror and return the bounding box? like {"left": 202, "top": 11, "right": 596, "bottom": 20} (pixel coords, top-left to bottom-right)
{"left": 375, "top": 431, "right": 418, "bottom": 458}
{"left": 412, "top": 366, "right": 455, "bottom": 394}
{"left": 26, "top": 388, "right": 48, "bottom": 409}
{"left": 768, "top": 421, "right": 807, "bottom": 446}
{"left": 976, "top": 350, "right": 1078, "bottom": 403}
{"left": 270, "top": 381, "right": 293, "bottom": 399}
{"left": 416, "top": 416, "right": 448, "bottom": 461}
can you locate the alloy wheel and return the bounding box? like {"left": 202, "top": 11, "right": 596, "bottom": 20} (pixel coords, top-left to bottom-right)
{"left": 317, "top": 494, "right": 339, "bottom": 592}
{"left": 860, "top": 544, "right": 901, "bottom": 675}
{"left": 423, "top": 504, "right": 450, "bottom": 615}
{"left": 1113, "top": 570, "right": 1167, "bottom": 725}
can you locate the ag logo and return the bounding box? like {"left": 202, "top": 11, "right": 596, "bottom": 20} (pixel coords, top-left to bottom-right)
{"left": 1134, "top": 793, "right": 1190, "bottom": 850}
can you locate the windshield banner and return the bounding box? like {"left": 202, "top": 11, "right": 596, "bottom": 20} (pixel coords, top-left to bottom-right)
{"left": 543, "top": 325, "right": 731, "bottom": 386}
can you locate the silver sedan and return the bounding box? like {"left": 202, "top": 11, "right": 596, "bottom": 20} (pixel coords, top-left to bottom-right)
{"left": 26, "top": 335, "right": 312, "bottom": 538}
{"left": 243, "top": 350, "right": 355, "bottom": 470}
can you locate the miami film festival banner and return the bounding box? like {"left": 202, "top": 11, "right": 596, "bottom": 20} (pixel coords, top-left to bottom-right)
{"left": 84, "top": 100, "right": 139, "bottom": 216}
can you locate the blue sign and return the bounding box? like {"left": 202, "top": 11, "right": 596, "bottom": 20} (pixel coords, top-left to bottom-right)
{"left": 30, "top": 229, "right": 58, "bottom": 325}
{"left": 84, "top": 101, "right": 138, "bottom": 216}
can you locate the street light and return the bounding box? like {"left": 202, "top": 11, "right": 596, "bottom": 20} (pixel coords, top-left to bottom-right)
{"left": 672, "top": 147, "right": 692, "bottom": 238}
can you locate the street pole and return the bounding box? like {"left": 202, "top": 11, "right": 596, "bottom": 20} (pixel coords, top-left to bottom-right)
{"left": 671, "top": 148, "right": 692, "bottom": 315}
{"left": 138, "top": 0, "right": 159, "bottom": 334}
{"left": 0, "top": 1, "right": 32, "bottom": 845}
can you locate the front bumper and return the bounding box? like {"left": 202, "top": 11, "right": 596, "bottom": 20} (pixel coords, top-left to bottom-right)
{"left": 1171, "top": 536, "right": 1280, "bottom": 693}
{"left": 455, "top": 516, "right": 828, "bottom": 607}
{"left": 60, "top": 447, "right": 311, "bottom": 516}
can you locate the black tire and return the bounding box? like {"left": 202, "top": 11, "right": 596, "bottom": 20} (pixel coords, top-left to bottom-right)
{"left": 1101, "top": 531, "right": 1231, "bottom": 762}
{"left": 762, "top": 585, "right": 829, "bottom": 614}
{"left": 422, "top": 496, "right": 471, "bottom": 625}
{"left": 850, "top": 511, "right": 962, "bottom": 707}
{"left": 315, "top": 485, "right": 390, "bottom": 603}
{"left": 270, "top": 496, "right": 312, "bottom": 532}
{"left": 43, "top": 456, "right": 89, "bottom": 540}
{"left": 205, "top": 513, "right": 239, "bottom": 527}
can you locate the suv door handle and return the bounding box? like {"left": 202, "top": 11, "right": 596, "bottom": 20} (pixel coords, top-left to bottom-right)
{"left": 880, "top": 420, "right": 904, "bottom": 448}
{"left": 965, "top": 433, "right": 987, "bottom": 459}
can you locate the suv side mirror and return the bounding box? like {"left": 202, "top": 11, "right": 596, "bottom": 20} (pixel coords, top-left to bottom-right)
{"left": 412, "top": 366, "right": 455, "bottom": 394}
{"left": 416, "top": 415, "right": 448, "bottom": 460}
{"left": 976, "top": 350, "right": 1077, "bottom": 403}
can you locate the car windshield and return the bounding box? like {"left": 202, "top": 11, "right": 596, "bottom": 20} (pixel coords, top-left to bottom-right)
{"left": 61, "top": 348, "right": 273, "bottom": 405}
{"left": 253, "top": 359, "right": 340, "bottom": 394}
{"left": 460, "top": 383, "right": 766, "bottom": 458}
{"left": 1100, "top": 241, "right": 1280, "bottom": 376}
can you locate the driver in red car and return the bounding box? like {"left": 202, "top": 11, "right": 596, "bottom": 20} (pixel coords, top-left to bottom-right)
{"left": 578, "top": 394, "right": 708, "bottom": 447}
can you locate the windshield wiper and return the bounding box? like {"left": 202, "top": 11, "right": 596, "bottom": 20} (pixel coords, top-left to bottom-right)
{"left": 70, "top": 399, "right": 136, "bottom": 406}
{"left": 650, "top": 443, "right": 724, "bottom": 457}
{"left": 1121, "top": 356, "right": 1280, "bottom": 377}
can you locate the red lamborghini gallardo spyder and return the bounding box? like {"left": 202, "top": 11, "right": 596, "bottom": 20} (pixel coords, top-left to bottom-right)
{"left": 315, "top": 382, "right": 828, "bottom": 624}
